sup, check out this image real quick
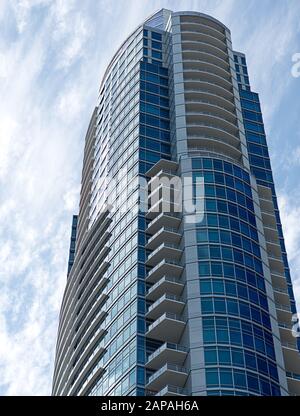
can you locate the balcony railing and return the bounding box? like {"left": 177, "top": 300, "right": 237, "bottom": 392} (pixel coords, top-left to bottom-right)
{"left": 147, "top": 276, "right": 183, "bottom": 297}
{"left": 147, "top": 313, "right": 186, "bottom": 333}
{"left": 147, "top": 364, "right": 188, "bottom": 385}
{"left": 282, "top": 341, "right": 298, "bottom": 350}
{"left": 278, "top": 322, "right": 291, "bottom": 330}
{"left": 147, "top": 212, "right": 181, "bottom": 230}
{"left": 286, "top": 372, "right": 300, "bottom": 381}
{"left": 147, "top": 243, "right": 181, "bottom": 260}
{"left": 146, "top": 294, "right": 185, "bottom": 318}
{"left": 273, "top": 287, "right": 288, "bottom": 295}
{"left": 148, "top": 343, "right": 188, "bottom": 364}
{"left": 148, "top": 169, "right": 178, "bottom": 186}
{"left": 275, "top": 302, "right": 291, "bottom": 313}
{"left": 156, "top": 385, "right": 189, "bottom": 396}
{"left": 147, "top": 259, "right": 183, "bottom": 279}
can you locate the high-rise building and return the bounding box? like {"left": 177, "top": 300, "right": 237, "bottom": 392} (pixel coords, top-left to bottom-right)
{"left": 52, "top": 9, "right": 300, "bottom": 396}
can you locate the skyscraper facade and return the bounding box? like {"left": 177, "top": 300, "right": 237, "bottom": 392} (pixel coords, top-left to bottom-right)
{"left": 52, "top": 9, "right": 300, "bottom": 396}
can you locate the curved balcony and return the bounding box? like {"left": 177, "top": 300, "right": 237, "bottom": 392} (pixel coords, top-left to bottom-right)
{"left": 185, "top": 90, "right": 235, "bottom": 113}
{"left": 180, "top": 18, "right": 225, "bottom": 40}
{"left": 76, "top": 363, "right": 106, "bottom": 396}
{"left": 278, "top": 322, "right": 297, "bottom": 345}
{"left": 74, "top": 293, "right": 108, "bottom": 339}
{"left": 146, "top": 259, "right": 183, "bottom": 283}
{"left": 59, "top": 221, "right": 110, "bottom": 329}
{"left": 259, "top": 197, "right": 275, "bottom": 214}
{"left": 146, "top": 364, "right": 188, "bottom": 391}
{"left": 268, "top": 254, "right": 285, "bottom": 274}
{"left": 263, "top": 225, "right": 279, "bottom": 243}
{"left": 273, "top": 286, "right": 290, "bottom": 305}
{"left": 181, "top": 35, "right": 227, "bottom": 61}
{"left": 182, "top": 48, "right": 229, "bottom": 74}
{"left": 146, "top": 294, "right": 185, "bottom": 320}
{"left": 185, "top": 100, "right": 236, "bottom": 124}
{"left": 75, "top": 292, "right": 108, "bottom": 332}
{"left": 53, "top": 294, "right": 108, "bottom": 394}
{"left": 147, "top": 212, "right": 181, "bottom": 235}
{"left": 282, "top": 342, "right": 300, "bottom": 374}
{"left": 56, "top": 324, "right": 107, "bottom": 396}
{"left": 146, "top": 313, "right": 186, "bottom": 342}
{"left": 71, "top": 326, "right": 107, "bottom": 378}
{"left": 186, "top": 123, "right": 240, "bottom": 148}
{"left": 184, "top": 80, "right": 234, "bottom": 102}
{"left": 181, "top": 53, "right": 230, "bottom": 80}
{"left": 146, "top": 226, "right": 181, "bottom": 250}
{"left": 286, "top": 372, "right": 300, "bottom": 395}
{"left": 181, "top": 27, "right": 227, "bottom": 50}
{"left": 146, "top": 276, "right": 184, "bottom": 301}
{"left": 55, "top": 279, "right": 109, "bottom": 387}
{"left": 181, "top": 20, "right": 226, "bottom": 40}
{"left": 266, "top": 240, "right": 282, "bottom": 258}
{"left": 261, "top": 210, "right": 277, "bottom": 228}
{"left": 271, "top": 271, "right": 287, "bottom": 290}
{"left": 275, "top": 302, "right": 292, "bottom": 324}
{"left": 56, "top": 268, "right": 106, "bottom": 360}
{"left": 187, "top": 138, "right": 242, "bottom": 162}
{"left": 183, "top": 67, "right": 232, "bottom": 91}
{"left": 146, "top": 343, "right": 188, "bottom": 370}
{"left": 73, "top": 309, "right": 107, "bottom": 355}
{"left": 186, "top": 113, "right": 238, "bottom": 136}
{"left": 68, "top": 344, "right": 106, "bottom": 396}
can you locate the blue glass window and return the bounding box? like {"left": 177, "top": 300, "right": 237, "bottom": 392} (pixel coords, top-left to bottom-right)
{"left": 152, "top": 40, "right": 162, "bottom": 50}
{"left": 200, "top": 280, "right": 212, "bottom": 294}
{"left": 151, "top": 31, "right": 162, "bottom": 41}
{"left": 225, "top": 281, "right": 237, "bottom": 296}
{"left": 234, "top": 371, "right": 247, "bottom": 388}
{"left": 217, "top": 327, "right": 229, "bottom": 342}
{"left": 203, "top": 329, "right": 216, "bottom": 343}
{"left": 213, "top": 280, "right": 224, "bottom": 294}
{"left": 220, "top": 369, "right": 233, "bottom": 386}
{"left": 227, "top": 300, "right": 238, "bottom": 316}
{"left": 206, "top": 369, "right": 219, "bottom": 386}
{"left": 198, "top": 245, "right": 209, "bottom": 259}
{"left": 202, "top": 298, "right": 214, "bottom": 313}
{"left": 199, "top": 262, "right": 210, "bottom": 276}
{"left": 197, "top": 230, "right": 208, "bottom": 242}
{"left": 232, "top": 349, "right": 244, "bottom": 366}
{"left": 219, "top": 348, "right": 231, "bottom": 364}
{"left": 152, "top": 50, "right": 162, "bottom": 60}
{"left": 205, "top": 348, "right": 218, "bottom": 364}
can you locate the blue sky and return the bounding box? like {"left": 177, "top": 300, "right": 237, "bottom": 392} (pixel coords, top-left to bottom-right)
{"left": 0, "top": 0, "right": 299, "bottom": 396}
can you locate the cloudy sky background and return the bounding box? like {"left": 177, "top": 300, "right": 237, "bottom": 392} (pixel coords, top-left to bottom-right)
{"left": 0, "top": 0, "right": 299, "bottom": 395}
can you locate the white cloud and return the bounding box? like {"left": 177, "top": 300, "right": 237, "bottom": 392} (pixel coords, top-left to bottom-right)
{"left": 63, "top": 186, "right": 81, "bottom": 212}
{"left": 0, "top": 115, "right": 17, "bottom": 179}
{"left": 291, "top": 146, "right": 300, "bottom": 166}
{"left": 56, "top": 84, "right": 85, "bottom": 123}
{"left": 51, "top": 1, "right": 92, "bottom": 69}
{"left": 240, "top": 1, "right": 300, "bottom": 127}
{"left": 11, "top": 0, "right": 51, "bottom": 33}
